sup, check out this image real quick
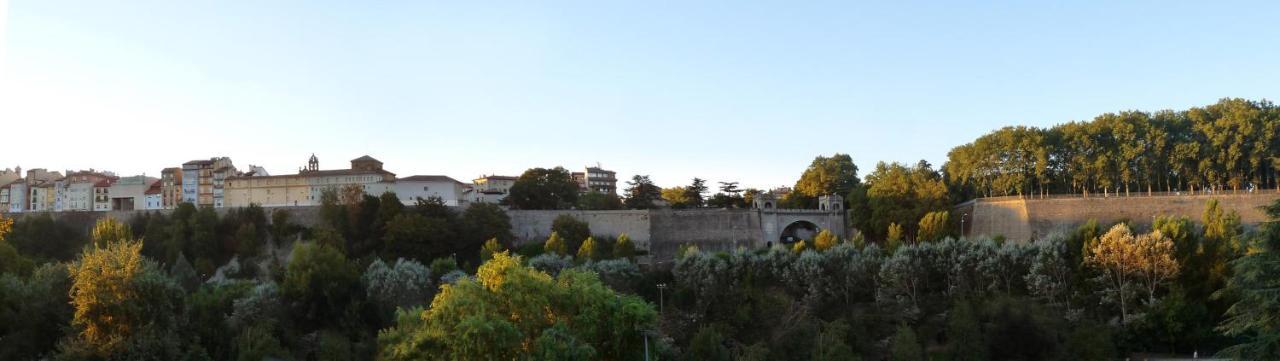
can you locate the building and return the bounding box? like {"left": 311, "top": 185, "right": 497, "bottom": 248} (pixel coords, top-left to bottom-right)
{"left": 470, "top": 175, "right": 517, "bottom": 204}
{"left": 161, "top": 167, "right": 183, "bottom": 209}
{"left": 571, "top": 165, "right": 618, "bottom": 195}
{"left": 224, "top": 154, "right": 396, "bottom": 208}
{"left": 62, "top": 170, "right": 118, "bottom": 212}
{"left": 394, "top": 175, "right": 467, "bottom": 206}
{"left": 105, "top": 175, "right": 152, "bottom": 211}
{"left": 0, "top": 179, "right": 18, "bottom": 211}
{"left": 144, "top": 181, "right": 163, "bottom": 210}
{"left": 0, "top": 168, "right": 19, "bottom": 187}
{"left": 183, "top": 157, "right": 236, "bottom": 207}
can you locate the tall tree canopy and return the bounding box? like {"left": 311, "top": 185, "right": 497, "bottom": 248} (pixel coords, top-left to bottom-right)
{"left": 506, "top": 167, "right": 580, "bottom": 210}
{"left": 794, "top": 153, "right": 862, "bottom": 198}
{"left": 945, "top": 98, "right": 1280, "bottom": 198}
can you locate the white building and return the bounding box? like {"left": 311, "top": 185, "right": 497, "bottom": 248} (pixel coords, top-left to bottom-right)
{"left": 394, "top": 175, "right": 468, "bottom": 206}
{"left": 470, "top": 175, "right": 517, "bottom": 204}
{"left": 144, "top": 181, "right": 163, "bottom": 210}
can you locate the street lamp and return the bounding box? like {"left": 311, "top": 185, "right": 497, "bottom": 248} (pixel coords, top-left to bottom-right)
{"left": 960, "top": 212, "right": 968, "bottom": 238}
{"left": 656, "top": 283, "right": 668, "bottom": 314}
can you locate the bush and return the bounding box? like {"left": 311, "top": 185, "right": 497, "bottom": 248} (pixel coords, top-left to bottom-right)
{"left": 528, "top": 253, "right": 574, "bottom": 276}
{"left": 363, "top": 258, "right": 433, "bottom": 322}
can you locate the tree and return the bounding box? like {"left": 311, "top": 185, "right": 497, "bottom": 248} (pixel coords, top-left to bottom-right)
{"left": 623, "top": 175, "right": 662, "bottom": 209}
{"left": 890, "top": 324, "right": 924, "bottom": 361}
{"left": 689, "top": 326, "right": 731, "bottom": 361}
{"left": 282, "top": 242, "right": 361, "bottom": 330}
{"left": 795, "top": 153, "right": 861, "bottom": 197}
{"left": 551, "top": 215, "right": 591, "bottom": 252}
{"left": 685, "top": 178, "right": 709, "bottom": 207}
{"left": 461, "top": 202, "right": 513, "bottom": 255}
{"left": 506, "top": 167, "right": 579, "bottom": 210}
{"left": 614, "top": 233, "right": 636, "bottom": 260}
{"left": 377, "top": 252, "right": 658, "bottom": 360}
{"left": 886, "top": 223, "right": 905, "bottom": 245}
{"left": 577, "top": 191, "right": 623, "bottom": 210}
{"left": 66, "top": 237, "right": 185, "bottom": 358}
{"left": 864, "top": 161, "right": 948, "bottom": 241}
{"left": 576, "top": 236, "right": 601, "bottom": 261}
{"left": 383, "top": 213, "right": 454, "bottom": 262}
{"left": 1085, "top": 223, "right": 1177, "bottom": 323}
{"left": 917, "top": 211, "right": 949, "bottom": 242}
{"left": 790, "top": 239, "right": 808, "bottom": 253}
{"left": 363, "top": 258, "right": 432, "bottom": 323}
{"left": 662, "top": 186, "right": 694, "bottom": 209}
{"left": 544, "top": 232, "right": 569, "bottom": 256}
{"left": 813, "top": 229, "right": 839, "bottom": 251}
{"left": 1216, "top": 199, "right": 1280, "bottom": 359}
{"left": 480, "top": 238, "right": 504, "bottom": 261}
{"left": 946, "top": 301, "right": 986, "bottom": 361}
{"left": 90, "top": 217, "right": 132, "bottom": 247}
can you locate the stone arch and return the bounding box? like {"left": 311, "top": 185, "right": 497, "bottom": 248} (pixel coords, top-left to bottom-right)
{"left": 764, "top": 202, "right": 773, "bottom": 209}
{"left": 779, "top": 220, "right": 819, "bottom": 243}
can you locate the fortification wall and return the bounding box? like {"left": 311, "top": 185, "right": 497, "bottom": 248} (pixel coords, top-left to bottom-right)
{"left": 506, "top": 210, "right": 652, "bottom": 246}
{"left": 966, "top": 193, "right": 1280, "bottom": 241}
{"left": 649, "top": 209, "right": 762, "bottom": 262}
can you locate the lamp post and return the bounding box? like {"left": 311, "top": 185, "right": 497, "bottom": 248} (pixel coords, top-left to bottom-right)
{"left": 656, "top": 283, "right": 668, "bottom": 314}
{"left": 961, "top": 212, "right": 968, "bottom": 238}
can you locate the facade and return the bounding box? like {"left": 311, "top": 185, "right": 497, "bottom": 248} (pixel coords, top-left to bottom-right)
{"left": 0, "top": 179, "right": 16, "bottom": 211}
{"left": 394, "top": 175, "right": 467, "bottom": 206}
{"left": 161, "top": 167, "right": 183, "bottom": 209}
{"left": 224, "top": 155, "right": 396, "bottom": 208}
{"left": 0, "top": 168, "right": 19, "bottom": 188}
{"left": 183, "top": 157, "right": 235, "bottom": 207}
{"left": 106, "top": 175, "right": 152, "bottom": 211}
{"left": 470, "top": 175, "right": 517, "bottom": 204}
{"left": 571, "top": 165, "right": 618, "bottom": 195}
{"left": 62, "top": 170, "right": 118, "bottom": 212}
{"left": 144, "top": 181, "right": 163, "bottom": 210}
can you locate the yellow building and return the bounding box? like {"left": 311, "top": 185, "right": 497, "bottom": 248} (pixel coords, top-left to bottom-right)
{"left": 224, "top": 155, "right": 395, "bottom": 208}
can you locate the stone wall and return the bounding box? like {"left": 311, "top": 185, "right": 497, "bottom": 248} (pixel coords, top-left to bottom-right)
{"left": 965, "top": 193, "right": 1280, "bottom": 241}
{"left": 507, "top": 210, "right": 652, "bottom": 246}
{"left": 649, "top": 209, "right": 762, "bottom": 263}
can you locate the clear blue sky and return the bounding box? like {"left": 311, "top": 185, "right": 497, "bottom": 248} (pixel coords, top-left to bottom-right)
{"left": 2, "top": 1, "right": 1278, "bottom": 190}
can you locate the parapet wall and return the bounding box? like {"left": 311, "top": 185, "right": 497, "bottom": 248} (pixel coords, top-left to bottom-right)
{"left": 507, "top": 210, "right": 652, "bottom": 247}
{"left": 965, "top": 193, "right": 1280, "bottom": 241}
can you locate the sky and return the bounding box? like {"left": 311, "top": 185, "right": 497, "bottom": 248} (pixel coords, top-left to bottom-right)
{"left": 2, "top": 1, "right": 1279, "bottom": 190}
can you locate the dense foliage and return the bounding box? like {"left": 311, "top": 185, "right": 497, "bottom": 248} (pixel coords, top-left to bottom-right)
{"left": 944, "top": 98, "right": 1280, "bottom": 198}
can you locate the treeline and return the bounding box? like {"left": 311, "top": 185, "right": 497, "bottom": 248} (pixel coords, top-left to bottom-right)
{"left": 662, "top": 199, "right": 1280, "bottom": 360}
{"left": 945, "top": 98, "right": 1280, "bottom": 198}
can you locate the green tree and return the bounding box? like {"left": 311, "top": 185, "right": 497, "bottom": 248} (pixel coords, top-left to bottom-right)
{"left": 623, "top": 175, "right": 663, "bottom": 209}
{"left": 946, "top": 301, "right": 986, "bottom": 361}
{"left": 685, "top": 177, "right": 709, "bottom": 207}
{"left": 864, "top": 161, "right": 948, "bottom": 241}
{"left": 890, "top": 324, "right": 923, "bottom": 361}
{"left": 577, "top": 191, "right": 623, "bottom": 210}
{"left": 689, "top": 326, "right": 731, "bottom": 361}
{"left": 282, "top": 242, "right": 361, "bottom": 330}
{"left": 507, "top": 167, "right": 580, "bottom": 210}
{"left": 551, "top": 215, "right": 591, "bottom": 252}
{"left": 461, "top": 202, "right": 513, "bottom": 253}
{"left": 1216, "top": 200, "right": 1280, "bottom": 359}
{"left": 794, "top": 153, "right": 861, "bottom": 197}
{"left": 383, "top": 213, "right": 454, "bottom": 262}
